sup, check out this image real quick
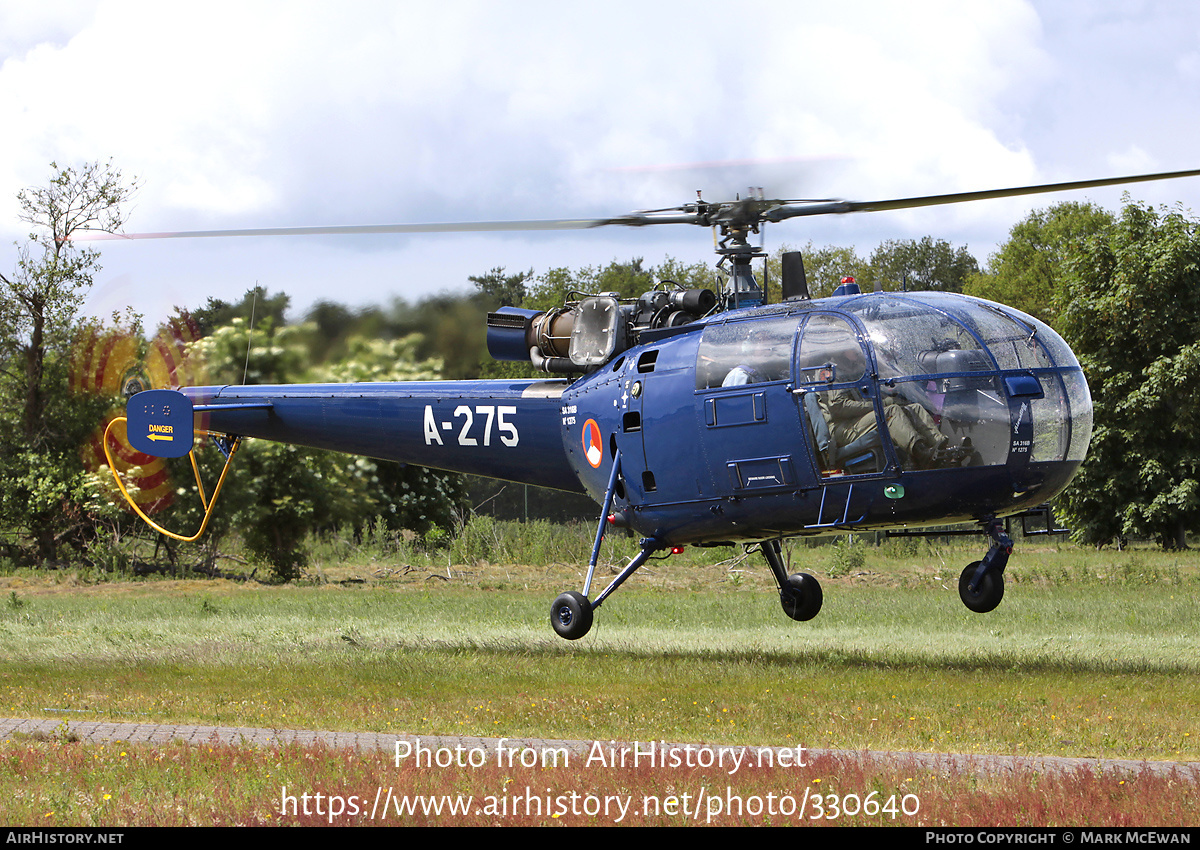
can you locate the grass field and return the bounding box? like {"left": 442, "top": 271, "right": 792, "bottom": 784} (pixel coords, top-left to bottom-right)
{"left": 1, "top": 532, "right": 1197, "bottom": 826}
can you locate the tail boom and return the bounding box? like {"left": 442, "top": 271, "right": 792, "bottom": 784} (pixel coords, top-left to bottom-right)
{"left": 175, "top": 379, "right": 583, "bottom": 493}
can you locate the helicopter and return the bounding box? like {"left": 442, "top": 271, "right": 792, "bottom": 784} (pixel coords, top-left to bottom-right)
{"left": 96, "top": 167, "right": 1200, "bottom": 640}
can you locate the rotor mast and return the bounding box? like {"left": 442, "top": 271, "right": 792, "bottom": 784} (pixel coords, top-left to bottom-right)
{"left": 713, "top": 191, "right": 769, "bottom": 309}
{"left": 673, "top": 188, "right": 775, "bottom": 309}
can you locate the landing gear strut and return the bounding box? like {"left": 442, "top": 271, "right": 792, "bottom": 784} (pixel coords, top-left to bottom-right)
{"left": 549, "top": 537, "right": 661, "bottom": 640}
{"left": 959, "top": 518, "right": 1011, "bottom": 614}
{"left": 550, "top": 449, "right": 664, "bottom": 640}
{"left": 762, "top": 539, "right": 823, "bottom": 622}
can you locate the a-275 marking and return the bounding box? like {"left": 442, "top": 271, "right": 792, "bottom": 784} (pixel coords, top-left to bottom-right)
{"left": 423, "top": 404, "right": 519, "bottom": 448}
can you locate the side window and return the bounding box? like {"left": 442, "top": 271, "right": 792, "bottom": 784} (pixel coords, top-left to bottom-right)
{"left": 796, "top": 315, "right": 866, "bottom": 385}
{"left": 696, "top": 316, "right": 799, "bottom": 389}
{"left": 796, "top": 315, "right": 886, "bottom": 476}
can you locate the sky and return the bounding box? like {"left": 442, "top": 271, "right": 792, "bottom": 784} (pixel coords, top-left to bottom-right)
{"left": 1, "top": 0, "right": 1199, "bottom": 326}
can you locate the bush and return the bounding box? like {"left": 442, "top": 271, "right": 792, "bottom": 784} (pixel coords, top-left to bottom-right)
{"left": 829, "top": 537, "right": 866, "bottom": 576}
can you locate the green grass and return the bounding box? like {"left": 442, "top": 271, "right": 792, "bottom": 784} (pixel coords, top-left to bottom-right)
{"left": 1, "top": 539, "right": 1197, "bottom": 826}
{"left": 1, "top": 557, "right": 1197, "bottom": 760}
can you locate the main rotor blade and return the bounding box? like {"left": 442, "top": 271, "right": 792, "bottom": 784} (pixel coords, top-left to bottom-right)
{"left": 69, "top": 167, "right": 1200, "bottom": 241}
{"left": 764, "top": 168, "right": 1200, "bottom": 221}
{"left": 68, "top": 217, "right": 619, "bottom": 242}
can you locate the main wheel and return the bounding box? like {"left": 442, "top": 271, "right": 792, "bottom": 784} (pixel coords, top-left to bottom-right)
{"left": 550, "top": 591, "right": 593, "bottom": 640}
{"left": 959, "top": 561, "right": 1004, "bottom": 613}
{"left": 779, "top": 573, "right": 823, "bottom": 622}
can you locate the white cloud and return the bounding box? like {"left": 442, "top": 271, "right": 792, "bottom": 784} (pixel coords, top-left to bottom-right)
{"left": 1, "top": 0, "right": 1198, "bottom": 322}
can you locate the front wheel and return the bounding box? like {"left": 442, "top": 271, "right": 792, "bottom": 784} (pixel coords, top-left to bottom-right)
{"left": 959, "top": 561, "right": 1004, "bottom": 613}
{"left": 551, "top": 591, "right": 593, "bottom": 640}
{"left": 780, "top": 573, "right": 823, "bottom": 622}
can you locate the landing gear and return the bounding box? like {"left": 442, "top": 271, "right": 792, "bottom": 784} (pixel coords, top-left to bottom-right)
{"left": 958, "top": 561, "right": 1004, "bottom": 613}
{"left": 551, "top": 591, "right": 593, "bottom": 640}
{"left": 762, "top": 538, "right": 823, "bottom": 622}
{"left": 549, "top": 538, "right": 661, "bottom": 640}
{"left": 959, "top": 518, "right": 1012, "bottom": 614}
{"left": 780, "top": 572, "right": 823, "bottom": 621}
{"left": 548, "top": 449, "right": 665, "bottom": 640}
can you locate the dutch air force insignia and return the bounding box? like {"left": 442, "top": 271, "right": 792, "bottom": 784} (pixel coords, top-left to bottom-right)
{"left": 582, "top": 419, "right": 603, "bottom": 468}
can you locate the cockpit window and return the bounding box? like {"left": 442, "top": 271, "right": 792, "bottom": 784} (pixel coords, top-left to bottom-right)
{"left": 796, "top": 314, "right": 866, "bottom": 384}
{"left": 963, "top": 305, "right": 1054, "bottom": 371}
{"left": 795, "top": 295, "right": 1090, "bottom": 473}
{"left": 696, "top": 315, "right": 798, "bottom": 389}
{"left": 914, "top": 293, "right": 1079, "bottom": 371}
{"left": 846, "top": 295, "right": 986, "bottom": 380}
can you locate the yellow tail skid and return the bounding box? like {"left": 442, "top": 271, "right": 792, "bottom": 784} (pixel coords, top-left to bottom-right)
{"left": 103, "top": 416, "right": 241, "bottom": 543}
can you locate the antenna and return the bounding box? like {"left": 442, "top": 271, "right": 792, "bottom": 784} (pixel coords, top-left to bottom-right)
{"left": 242, "top": 284, "right": 258, "bottom": 386}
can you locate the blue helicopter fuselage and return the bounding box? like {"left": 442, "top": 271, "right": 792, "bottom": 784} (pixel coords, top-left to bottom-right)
{"left": 177, "top": 290, "right": 1090, "bottom": 547}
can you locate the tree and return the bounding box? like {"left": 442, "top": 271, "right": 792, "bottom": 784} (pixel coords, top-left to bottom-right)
{"left": 192, "top": 286, "right": 290, "bottom": 337}
{"left": 0, "top": 162, "right": 137, "bottom": 561}
{"left": 522, "top": 258, "right": 658, "bottom": 309}
{"left": 0, "top": 162, "right": 136, "bottom": 444}
{"left": 964, "top": 201, "right": 1113, "bottom": 323}
{"left": 869, "top": 236, "right": 979, "bottom": 293}
{"left": 174, "top": 312, "right": 467, "bottom": 577}
{"left": 469, "top": 266, "right": 533, "bottom": 308}
{"left": 304, "top": 299, "right": 359, "bottom": 363}
{"left": 651, "top": 256, "right": 715, "bottom": 293}
{"left": 765, "top": 242, "right": 872, "bottom": 300}
{"left": 762, "top": 239, "right": 976, "bottom": 301}
{"left": 1055, "top": 201, "right": 1200, "bottom": 549}
{"left": 587, "top": 258, "right": 656, "bottom": 299}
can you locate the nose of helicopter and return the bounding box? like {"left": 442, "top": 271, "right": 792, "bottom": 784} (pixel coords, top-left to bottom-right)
{"left": 843, "top": 292, "right": 1092, "bottom": 478}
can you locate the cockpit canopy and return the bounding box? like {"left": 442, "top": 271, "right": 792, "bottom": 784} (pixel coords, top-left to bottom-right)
{"left": 696, "top": 292, "right": 1092, "bottom": 472}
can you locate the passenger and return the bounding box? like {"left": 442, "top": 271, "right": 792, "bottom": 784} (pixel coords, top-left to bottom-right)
{"left": 721, "top": 326, "right": 776, "bottom": 386}
{"left": 821, "top": 347, "right": 968, "bottom": 469}
{"left": 722, "top": 364, "right": 763, "bottom": 386}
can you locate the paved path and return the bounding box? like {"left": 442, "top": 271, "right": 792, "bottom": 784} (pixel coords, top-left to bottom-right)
{"left": 3, "top": 716, "right": 1197, "bottom": 780}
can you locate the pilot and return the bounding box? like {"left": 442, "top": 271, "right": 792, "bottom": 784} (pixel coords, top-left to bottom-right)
{"left": 820, "top": 346, "right": 965, "bottom": 469}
